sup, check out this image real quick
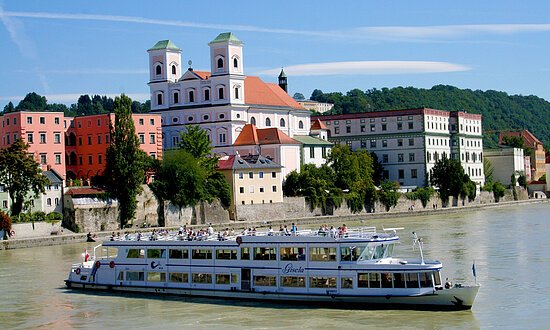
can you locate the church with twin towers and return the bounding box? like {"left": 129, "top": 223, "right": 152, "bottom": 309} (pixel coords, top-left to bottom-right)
{"left": 147, "top": 32, "right": 331, "bottom": 178}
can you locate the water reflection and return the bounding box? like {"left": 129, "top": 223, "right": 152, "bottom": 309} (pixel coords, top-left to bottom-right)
{"left": 1, "top": 202, "right": 549, "bottom": 328}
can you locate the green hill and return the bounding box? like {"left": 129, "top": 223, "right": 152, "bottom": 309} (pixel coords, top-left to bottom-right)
{"left": 310, "top": 85, "right": 550, "bottom": 149}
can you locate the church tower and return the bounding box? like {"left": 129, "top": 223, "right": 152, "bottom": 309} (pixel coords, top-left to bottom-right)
{"left": 278, "top": 68, "right": 288, "bottom": 93}
{"left": 208, "top": 32, "right": 245, "bottom": 105}
{"left": 147, "top": 40, "right": 181, "bottom": 110}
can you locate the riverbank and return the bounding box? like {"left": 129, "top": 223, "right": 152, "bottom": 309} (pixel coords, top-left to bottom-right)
{"left": 1, "top": 198, "right": 547, "bottom": 250}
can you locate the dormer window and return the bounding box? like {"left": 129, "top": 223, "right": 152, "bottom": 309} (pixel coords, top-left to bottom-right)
{"left": 155, "top": 64, "right": 162, "bottom": 75}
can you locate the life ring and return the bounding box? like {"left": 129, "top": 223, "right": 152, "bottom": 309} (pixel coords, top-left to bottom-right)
{"left": 109, "top": 261, "right": 115, "bottom": 268}
{"left": 75, "top": 268, "right": 81, "bottom": 275}
{"left": 95, "top": 260, "right": 101, "bottom": 268}
{"left": 9, "top": 230, "right": 15, "bottom": 237}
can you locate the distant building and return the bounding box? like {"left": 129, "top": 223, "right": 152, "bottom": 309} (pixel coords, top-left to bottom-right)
{"left": 217, "top": 154, "right": 283, "bottom": 219}
{"left": 65, "top": 113, "right": 162, "bottom": 181}
{"left": 500, "top": 130, "right": 546, "bottom": 181}
{"left": 297, "top": 100, "right": 334, "bottom": 114}
{"left": 483, "top": 147, "right": 525, "bottom": 185}
{"left": 314, "top": 108, "right": 484, "bottom": 187}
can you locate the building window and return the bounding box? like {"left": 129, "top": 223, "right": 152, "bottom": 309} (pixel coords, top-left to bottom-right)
{"left": 370, "top": 124, "right": 375, "bottom": 132}
{"left": 139, "top": 134, "right": 145, "bottom": 144}
{"left": 106, "top": 135, "right": 109, "bottom": 144}
{"left": 259, "top": 171, "right": 264, "bottom": 179}
{"left": 248, "top": 172, "right": 253, "bottom": 179}
{"left": 150, "top": 118, "right": 155, "bottom": 125}
{"left": 398, "top": 153, "right": 404, "bottom": 162}
{"left": 383, "top": 154, "right": 388, "bottom": 163}
{"left": 157, "top": 93, "right": 163, "bottom": 105}
{"left": 40, "top": 154, "right": 47, "bottom": 164}
{"left": 55, "top": 154, "right": 61, "bottom": 164}
{"left": 411, "top": 169, "right": 418, "bottom": 179}
{"left": 150, "top": 134, "right": 155, "bottom": 144}
{"left": 172, "top": 136, "right": 179, "bottom": 146}
{"left": 299, "top": 121, "right": 304, "bottom": 129}
{"left": 78, "top": 137, "right": 82, "bottom": 146}
{"left": 47, "top": 198, "right": 52, "bottom": 206}
{"left": 97, "top": 119, "right": 101, "bottom": 126}
{"left": 188, "top": 90, "right": 195, "bottom": 103}
{"left": 310, "top": 147, "right": 315, "bottom": 158}
{"left": 79, "top": 156, "right": 83, "bottom": 165}
{"left": 249, "top": 186, "right": 254, "bottom": 193}
{"left": 219, "top": 133, "right": 226, "bottom": 144}
{"left": 239, "top": 172, "right": 244, "bottom": 179}
{"left": 382, "top": 140, "right": 387, "bottom": 148}
{"left": 408, "top": 122, "right": 413, "bottom": 129}
{"left": 172, "top": 64, "right": 176, "bottom": 75}
{"left": 370, "top": 140, "right": 376, "bottom": 148}
{"left": 398, "top": 139, "right": 403, "bottom": 147}
{"left": 26, "top": 117, "right": 32, "bottom": 124}
{"left": 97, "top": 135, "right": 102, "bottom": 144}
{"left": 54, "top": 133, "right": 61, "bottom": 144}
{"left": 40, "top": 117, "right": 45, "bottom": 124}
{"left": 250, "top": 117, "right": 256, "bottom": 125}
{"left": 398, "top": 169, "right": 405, "bottom": 179}
{"left": 346, "top": 126, "right": 351, "bottom": 133}
{"left": 272, "top": 172, "right": 276, "bottom": 178}
{"left": 360, "top": 141, "right": 367, "bottom": 149}
{"left": 334, "top": 127, "right": 340, "bottom": 134}
{"left": 280, "top": 118, "right": 285, "bottom": 127}
{"left": 217, "top": 58, "right": 224, "bottom": 69}
{"left": 87, "top": 136, "right": 92, "bottom": 145}
{"left": 218, "top": 87, "right": 224, "bottom": 100}
{"left": 272, "top": 185, "right": 277, "bottom": 192}
{"left": 98, "top": 154, "right": 102, "bottom": 164}
{"left": 322, "top": 147, "right": 327, "bottom": 158}
{"left": 139, "top": 118, "right": 144, "bottom": 125}
{"left": 382, "top": 123, "right": 387, "bottom": 131}
{"left": 234, "top": 87, "right": 239, "bottom": 99}
{"left": 409, "top": 153, "right": 415, "bottom": 162}
{"left": 173, "top": 91, "right": 179, "bottom": 104}
{"left": 360, "top": 125, "right": 366, "bottom": 132}
{"left": 239, "top": 187, "right": 244, "bottom": 194}
{"left": 397, "top": 122, "right": 402, "bottom": 130}
{"left": 409, "top": 138, "right": 414, "bottom": 146}
{"left": 88, "top": 155, "right": 93, "bottom": 165}
{"left": 233, "top": 57, "right": 238, "bottom": 68}
{"left": 155, "top": 64, "right": 162, "bottom": 75}
{"left": 259, "top": 187, "right": 264, "bottom": 193}
{"left": 204, "top": 89, "right": 210, "bottom": 101}
{"left": 40, "top": 133, "right": 46, "bottom": 144}
{"left": 150, "top": 152, "right": 156, "bottom": 159}
{"left": 265, "top": 118, "right": 271, "bottom": 127}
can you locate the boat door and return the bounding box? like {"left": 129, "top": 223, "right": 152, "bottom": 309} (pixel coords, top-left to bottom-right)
{"left": 241, "top": 268, "right": 251, "bottom": 291}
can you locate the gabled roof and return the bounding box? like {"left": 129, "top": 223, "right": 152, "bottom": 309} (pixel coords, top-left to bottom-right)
{"left": 217, "top": 154, "right": 281, "bottom": 170}
{"left": 233, "top": 124, "right": 300, "bottom": 146}
{"left": 292, "top": 135, "right": 333, "bottom": 146}
{"left": 43, "top": 170, "right": 63, "bottom": 184}
{"left": 148, "top": 40, "right": 181, "bottom": 51}
{"left": 209, "top": 32, "right": 243, "bottom": 45}
{"left": 180, "top": 69, "right": 211, "bottom": 81}
{"left": 310, "top": 119, "right": 328, "bottom": 131}
{"left": 244, "top": 76, "right": 305, "bottom": 110}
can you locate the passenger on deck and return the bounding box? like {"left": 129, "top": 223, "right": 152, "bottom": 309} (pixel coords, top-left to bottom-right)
{"left": 283, "top": 225, "right": 291, "bottom": 236}
{"left": 86, "top": 232, "right": 95, "bottom": 242}
{"left": 267, "top": 226, "right": 274, "bottom": 236}
{"left": 291, "top": 223, "right": 297, "bottom": 236}
{"left": 207, "top": 224, "right": 214, "bottom": 236}
{"left": 329, "top": 226, "right": 337, "bottom": 238}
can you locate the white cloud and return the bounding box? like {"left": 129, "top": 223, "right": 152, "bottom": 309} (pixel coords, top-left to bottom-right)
{"left": 0, "top": 6, "right": 37, "bottom": 59}
{"left": 259, "top": 61, "right": 471, "bottom": 76}
{"left": 4, "top": 10, "right": 550, "bottom": 42}
{"left": 15, "top": 69, "right": 148, "bottom": 75}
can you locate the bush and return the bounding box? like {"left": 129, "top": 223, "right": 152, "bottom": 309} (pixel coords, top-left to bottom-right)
{"left": 30, "top": 211, "right": 46, "bottom": 222}
{"left": 46, "top": 212, "right": 63, "bottom": 221}
{"left": 414, "top": 187, "right": 435, "bottom": 208}
{"left": 493, "top": 182, "right": 506, "bottom": 202}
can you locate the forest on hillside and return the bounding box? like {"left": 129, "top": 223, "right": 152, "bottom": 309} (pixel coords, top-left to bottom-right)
{"left": 308, "top": 85, "right": 550, "bottom": 149}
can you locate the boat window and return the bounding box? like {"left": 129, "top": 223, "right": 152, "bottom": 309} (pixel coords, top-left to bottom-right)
{"left": 241, "top": 247, "right": 250, "bottom": 260}
{"left": 147, "top": 272, "right": 166, "bottom": 282}
{"left": 434, "top": 272, "right": 442, "bottom": 286}
{"left": 393, "top": 273, "right": 405, "bottom": 288}
{"left": 253, "top": 247, "right": 277, "bottom": 260}
{"left": 169, "top": 248, "right": 189, "bottom": 259}
{"left": 406, "top": 273, "right": 419, "bottom": 288}
{"left": 216, "top": 274, "right": 231, "bottom": 285}
{"left": 147, "top": 249, "right": 166, "bottom": 259}
{"left": 381, "top": 273, "right": 393, "bottom": 288}
{"left": 231, "top": 274, "right": 239, "bottom": 284}
{"left": 126, "top": 249, "right": 145, "bottom": 258}
{"left": 384, "top": 244, "right": 394, "bottom": 258}
{"left": 169, "top": 272, "right": 188, "bottom": 283}
{"left": 358, "top": 273, "right": 369, "bottom": 288}
{"left": 192, "top": 249, "right": 212, "bottom": 259}
{"left": 117, "top": 271, "right": 124, "bottom": 281}
{"left": 309, "top": 277, "right": 337, "bottom": 288}
{"left": 369, "top": 273, "right": 381, "bottom": 288}
{"left": 340, "top": 246, "right": 365, "bottom": 261}
{"left": 126, "top": 271, "right": 144, "bottom": 281}
{"left": 192, "top": 273, "right": 213, "bottom": 284}
{"left": 341, "top": 277, "right": 353, "bottom": 289}
{"left": 216, "top": 249, "right": 238, "bottom": 260}
{"left": 420, "top": 272, "right": 433, "bottom": 288}
{"left": 254, "top": 275, "right": 277, "bottom": 286}
{"left": 280, "top": 276, "right": 306, "bottom": 287}
{"left": 364, "top": 245, "right": 375, "bottom": 260}
{"left": 372, "top": 244, "right": 387, "bottom": 259}
{"left": 280, "top": 247, "right": 306, "bottom": 261}
{"left": 309, "top": 247, "right": 337, "bottom": 262}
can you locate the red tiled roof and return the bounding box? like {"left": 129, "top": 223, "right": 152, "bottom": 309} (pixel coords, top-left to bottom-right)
{"left": 244, "top": 76, "right": 305, "bottom": 110}
{"left": 66, "top": 187, "right": 106, "bottom": 196}
{"left": 500, "top": 130, "right": 542, "bottom": 147}
{"left": 194, "top": 70, "right": 211, "bottom": 80}
{"left": 310, "top": 119, "right": 328, "bottom": 130}
{"left": 234, "top": 124, "right": 300, "bottom": 146}
{"left": 217, "top": 155, "right": 235, "bottom": 170}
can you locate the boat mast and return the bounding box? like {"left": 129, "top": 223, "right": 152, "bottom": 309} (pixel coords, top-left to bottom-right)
{"left": 412, "top": 232, "right": 425, "bottom": 265}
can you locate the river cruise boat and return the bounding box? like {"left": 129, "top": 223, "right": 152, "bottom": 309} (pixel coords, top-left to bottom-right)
{"left": 65, "top": 227, "right": 479, "bottom": 310}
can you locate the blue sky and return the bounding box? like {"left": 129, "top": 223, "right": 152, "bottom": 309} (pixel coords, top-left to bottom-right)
{"left": 1, "top": 0, "right": 550, "bottom": 108}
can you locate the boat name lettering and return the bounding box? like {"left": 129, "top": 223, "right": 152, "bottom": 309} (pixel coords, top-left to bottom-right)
{"left": 282, "top": 263, "right": 304, "bottom": 274}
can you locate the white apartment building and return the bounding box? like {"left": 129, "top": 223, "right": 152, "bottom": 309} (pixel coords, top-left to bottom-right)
{"left": 313, "top": 108, "right": 484, "bottom": 187}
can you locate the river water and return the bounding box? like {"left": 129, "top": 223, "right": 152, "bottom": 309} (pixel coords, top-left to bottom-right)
{"left": 1, "top": 202, "right": 549, "bottom": 329}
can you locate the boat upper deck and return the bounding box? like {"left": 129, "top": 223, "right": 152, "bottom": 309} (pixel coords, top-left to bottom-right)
{"left": 101, "top": 227, "right": 400, "bottom": 247}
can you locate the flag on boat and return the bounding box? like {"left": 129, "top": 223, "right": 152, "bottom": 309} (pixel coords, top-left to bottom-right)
{"left": 84, "top": 249, "right": 89, "bottom": 262}
{"left": 472, "top": 261, "right": 477, "bottom": 278}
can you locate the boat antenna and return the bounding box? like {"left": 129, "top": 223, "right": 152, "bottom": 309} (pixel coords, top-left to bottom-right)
{"left": 412, "top": 232, "right": 425, "bottom": 265}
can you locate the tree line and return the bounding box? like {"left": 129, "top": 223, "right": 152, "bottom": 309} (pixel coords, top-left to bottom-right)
{"left": 2, "top": 92, "right": 150, "bottom": 116}
{"left": 308, "top": 85, "right": 550, "bottom": 149}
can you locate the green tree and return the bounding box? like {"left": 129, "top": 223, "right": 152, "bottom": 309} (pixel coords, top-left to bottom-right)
{"left": 414, "top": 187, "right": 435, "bottom": 208}
{"left": 104, "top": 94, "right": 148, "bottom": 228}
{"left": 0, "top": 139, "right": 48, "bottom": 215}
{"left": 492, "top": 182, "right": 506, "bottom": 202}
{"left": 293, "top": 92, "right": 305, "bottom": 100}
{"left": 502, "top": 135, "right": 525, "bottom": 149}
{"left": 3, "top": 101, "right": 15, "bottom": 113}
{"left": 16, "top": 92, "right": 48, "bottom": 111}
{"left": 378, "top": 180, "right": 400, "bottom": 211}
{"left": 430, "top": 157, "right": 466, "bottom": 207}
{"left": 517, "top": 172, "right": 527, "bottom": 188}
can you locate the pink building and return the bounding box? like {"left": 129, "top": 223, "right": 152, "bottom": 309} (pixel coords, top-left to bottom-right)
{"left": 1, "top": 111, "right": 66, "bottom": 178}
